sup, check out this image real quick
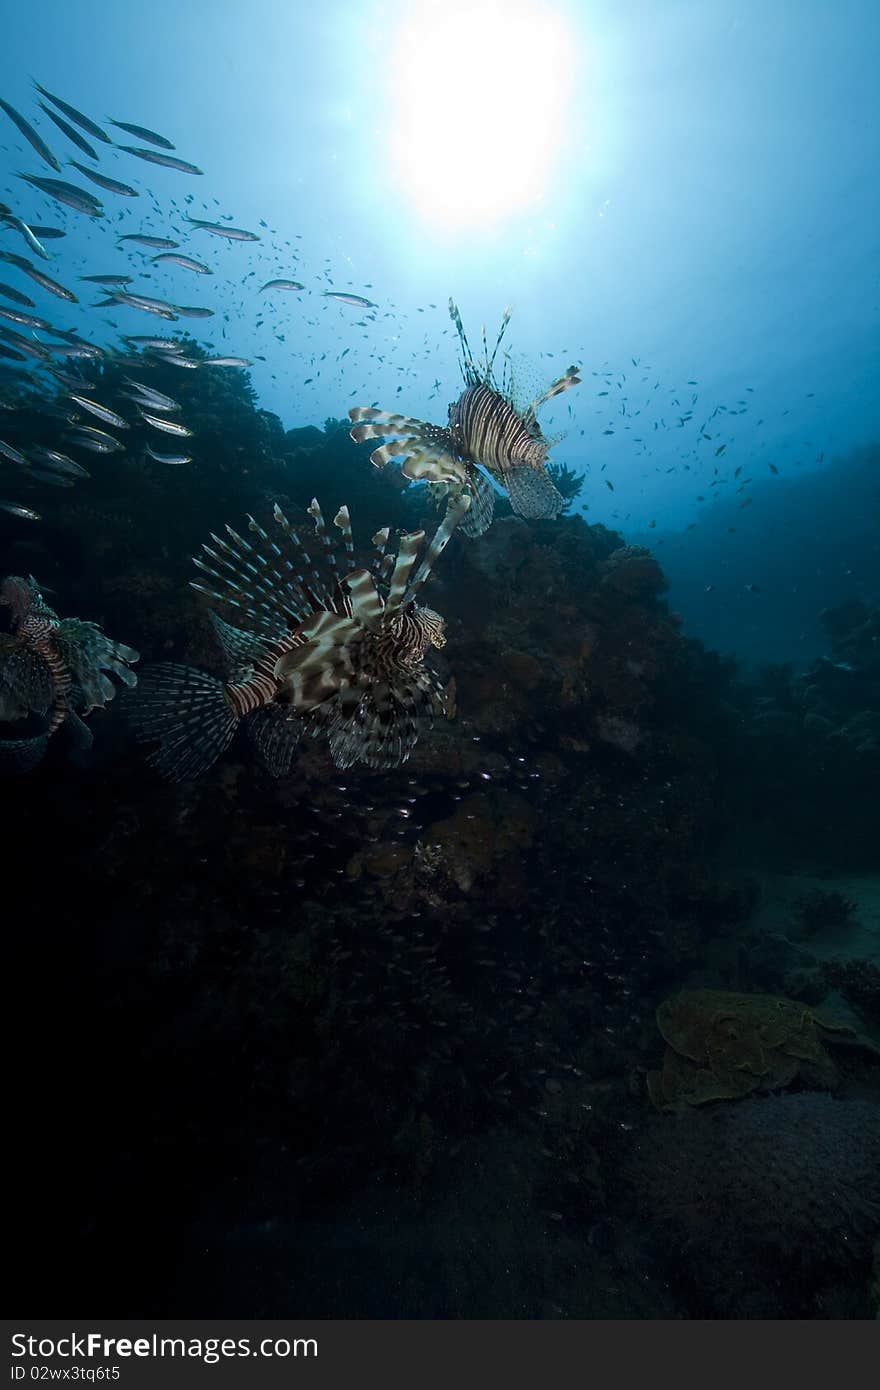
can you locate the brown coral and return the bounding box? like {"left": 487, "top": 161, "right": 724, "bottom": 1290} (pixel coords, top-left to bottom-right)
{"left": 646, "top": 988, "right": 857, "bottom": 1111}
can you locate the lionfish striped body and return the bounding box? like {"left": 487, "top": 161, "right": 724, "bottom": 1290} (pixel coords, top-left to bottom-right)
{"left": 0, "top": 575, "right": 139, "bottom": 772}
{"left": 349, "top": 299, "right": 580, "bottom": 537}
{"left": 130, "top": 494, "right": 469, "bottom": 779}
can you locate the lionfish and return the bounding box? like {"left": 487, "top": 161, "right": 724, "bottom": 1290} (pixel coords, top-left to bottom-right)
{"left": 0, "top": 575, "right": 139, "bottom": 772}
{"left": 129, "top": 493, "right": 469, "bottom": 779}
{"left": 349, "top": 299, "right": 581, "bottom": 538}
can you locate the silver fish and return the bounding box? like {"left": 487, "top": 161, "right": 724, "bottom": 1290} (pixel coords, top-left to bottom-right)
{"left": 107, "top": 119, "right": 174, "bottom": 150}
{"left": 48, "top": 345, "right": 100, "bottom": 362}
{"left": 123, "top": 334, "right": 181, "bottom": 348}
{"left": 1, "top": 212, "right": 50, "bottom": 260}
{"left": 260, "top": 279, "right": 304, "bottom": 292}
{"left": 28, "top": 468, "right": 74, "bottom": 487}
{"left": 202, "top": 356, "right": 251, "bottom": 368}
{"left": 37, "top": 102, "right": 99, "bottom": 160}
{"left": 0, "top": 500, "right": 39, "bottom": 519}
{"left": 33, "top": 83, "right": 111, "bottom": 143}
{"left": 69, "top": 161, "right": 139, "bottom": 197}
{"left": 79, "top": 274, "right": 133, "bottom": 286}
{"left": 28, "top": 225, "right": 65, "bottom": 239}
{"left": 138, "top": 411, "right": 193, "bottom": 436}
{"left": 0, "top": 327, "right": 50, "bottom": 359}
{"left": 48, "top": 367, "right": 95, "bottom": 389}
{"left": 66, "top": 425, "right": 125, "bottom": 453}
{"left": 110, "top": 290, "right": 178, "bottom": 320}
{"left": 185, "top": 215, "right": 259, "bottom": 241}
{"left": 17, "top": 173, "right": 103, "bottom": 216}
{"left": 170, "top": 304, "right": 214, "bottom": 318}
{"left": 144, "top": 444, "right": 191, "bottom": 465}
{"left": 122, "top": 378, "right": 180, "bottom": 410}
{"left": 0, "top": 281, "right": 35, "bottom": 307}
{"left": 150, "top": 253, "right": 212, "bottom": 274}
{"left": 0, "top": 96, "right": 61, "bottom": 171}
{"left": 117, "top": 146, "right": 203, "bottom": 175}
{"left": 118, "top": 234, "right": 179, "bottom": 249}
{"left": 149, "top": 351, "right": 200, "bottom": 368}
{"left": 28, "top": 446, "right": 89, "bottom": 478}
{"left": 323, "top": 291, "right": 377, "bottom": 308}
{"left": 0, "top": 251, "right": 77, "bottom": 302}
{"left": 68, "top": 394, "right": 130, "bottom": 430}
{"left": 0, "top": 306, "right": 52, "bottom": 330}
{"left": 0, "top": 438, "right": 29, "bottom": 466}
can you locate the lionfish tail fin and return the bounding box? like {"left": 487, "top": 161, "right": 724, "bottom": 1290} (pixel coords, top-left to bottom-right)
{"left": 127, "top": 663, "right": 238, "bottom": 781}
{"left": 505, "top": 466, "right": 564, "bottom": 520}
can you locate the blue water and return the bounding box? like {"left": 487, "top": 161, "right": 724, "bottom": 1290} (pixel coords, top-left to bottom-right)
{"left": 2, "top": 0, "right": 877, "bottom": 665}
{"left": 3, "top": 0, "right": 879, "bottom": 1323}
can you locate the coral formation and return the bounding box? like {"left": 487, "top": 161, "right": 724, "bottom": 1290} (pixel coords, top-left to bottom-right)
{"left": 628, "top": 1093, "right": 880, "bottom": 1316}
{"left": 647, "top": 988, "right": 859, "bottom": 1110}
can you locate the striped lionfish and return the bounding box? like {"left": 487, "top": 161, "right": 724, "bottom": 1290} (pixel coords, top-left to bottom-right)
{"left": 0, "top": 575, "right": 139, "bottom": 772}
{"left": 349, "top": 299, "right": 581, "bottom": 538}
{"left": 129, "top": 493, "right": 470, "bottom": 779}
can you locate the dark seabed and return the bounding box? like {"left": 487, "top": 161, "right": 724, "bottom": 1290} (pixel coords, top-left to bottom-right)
{"left": 2, "top": 0, "right": 879, "bottom": 1322}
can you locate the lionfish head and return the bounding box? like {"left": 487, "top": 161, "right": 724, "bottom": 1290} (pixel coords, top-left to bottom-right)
{"left": 416, "top": 605, "right": 446, "bottom": 650}
{"left": 388, "top": 604, "right": 447, "bottom": 666}
{"left": 0, "top": 575, "right": 45, "bottom": 626}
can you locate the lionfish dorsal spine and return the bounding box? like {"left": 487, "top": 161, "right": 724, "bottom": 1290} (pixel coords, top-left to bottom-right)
{"left": 191, "top": 510, "right": 320, "bottom": 632}
{"left": 384, "top": 531, "right": 425, "bottom": 615}
{"left": 488, "top": 309, "right": 511, "bottom": 379}
{"left": 301, "top": 503, "right": 343, "bottom": 606}
{"left": 272, "top": 503, "right": 335, "bottom": 608}
{"left": 448, "top": 298, "right": 477, "bottom": 385}
{"left": 333, "top": 506, "right": 355, "bottom": 569}
{"left": 370, "top": 526, "right": 391, "bottom": 580}
{"left": 343, "top": 567, "right": 385, "bottom": 631}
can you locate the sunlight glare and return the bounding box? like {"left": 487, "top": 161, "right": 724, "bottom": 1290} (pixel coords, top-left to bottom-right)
{"left": 388, "top": 0, "right": 575, "bottom": 232}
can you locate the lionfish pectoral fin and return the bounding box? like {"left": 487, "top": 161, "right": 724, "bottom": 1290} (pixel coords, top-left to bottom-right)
{"left": 405, "top": 492, "right": 471, "bottom": 599}
{"left": 66, "top": 708, "right": 94, "bottom": 760}
{"left": 127, "top": 663, "right": 239, "bottom": 781}
{"left": 525, "top": 365, "right": 581, "bottom": 415}
{"left": 0, "top": 731, "right": 50, "bottom": 774}
{"left": 458, "top": 467, "right": 495, "bottom": 538}
{"left": 348, "top": 407, "right": 432, "bottom": 442}
{"left": 245, "top": 704, "right": 302, "bottom": 778}
{"left": 384, "top": 533, "right": 425, "bottom": 615}
{"left": 399, "top": 447, "right": 467, "bottom": 487}
{"left": 325, "top": 679, "right": 433, "bottom": 770}
{"left": 343, "top": 568, "right": 385, "bottom": 630}
{"left": 274, "top": 613, "right": 359, "bottom": 713}
{"left": 505, "top": 465, "right": 565, "bottom": 520}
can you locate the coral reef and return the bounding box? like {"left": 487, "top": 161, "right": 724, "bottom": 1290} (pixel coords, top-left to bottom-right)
{"left": 627, "top": 1093, "right": 880, "bottom": 1316}
{"left": 646, "top": 988, "right": 858, "bottom": 1110}
{"left": 790, "top": 887, "right": 858, "bottom": 939}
